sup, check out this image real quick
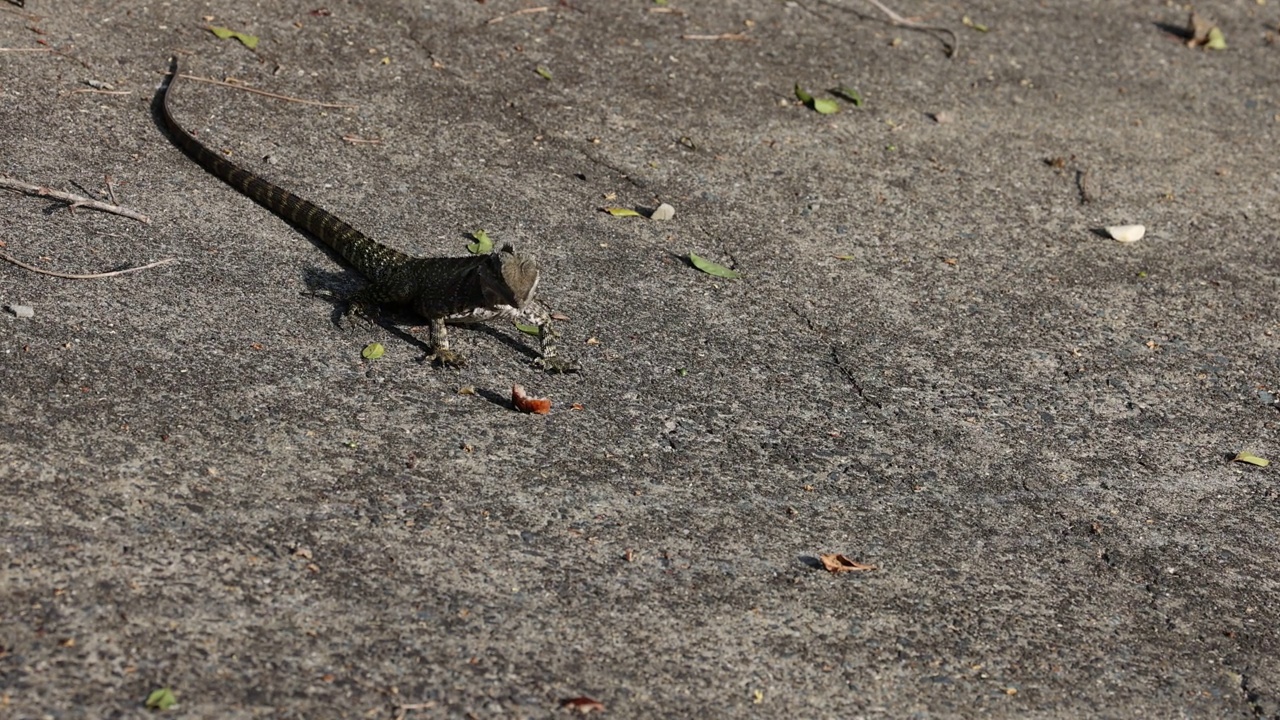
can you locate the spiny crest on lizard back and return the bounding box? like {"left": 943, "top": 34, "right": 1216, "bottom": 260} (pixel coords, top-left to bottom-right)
{"left": 488, "top": 244, "right": 540, "bottom": 309}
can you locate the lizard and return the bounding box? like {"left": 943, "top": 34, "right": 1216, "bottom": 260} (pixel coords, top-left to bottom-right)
{"left": 157, "top": 58, "right": 577, "bottom": 372}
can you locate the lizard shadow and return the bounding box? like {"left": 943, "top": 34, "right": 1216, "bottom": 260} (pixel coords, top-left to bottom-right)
{"left": 300, "top": 266, "right": 540, "bottom": 362}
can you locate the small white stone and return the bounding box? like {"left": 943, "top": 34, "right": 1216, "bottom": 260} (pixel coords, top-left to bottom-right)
{"left": 650, "top": 203, "right": 675, "bottom": 221}
{"left": 1106, "top": 224, "right": 1146, "bottom": 243}
{"left": 5, "top": 304, "right": 34, "bottom": 318}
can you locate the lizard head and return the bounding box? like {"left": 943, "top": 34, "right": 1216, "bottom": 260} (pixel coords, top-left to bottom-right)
{"left": 483, "top": 243, "right": 540, "bottom": 309}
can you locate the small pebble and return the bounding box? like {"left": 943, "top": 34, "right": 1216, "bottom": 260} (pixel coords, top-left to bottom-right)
{"left": 5, "top": 304, "right": 34, "bottom": 318}
{"left": 650, "top": 203, "right": 675, "bottom": 221}
{"left": 1106, "top": 224, "right": 1145, "bottom": 243}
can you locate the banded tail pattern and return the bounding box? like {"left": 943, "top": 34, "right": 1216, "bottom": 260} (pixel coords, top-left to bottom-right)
{"left": 158, "top": 59, "right": 409, "bottom": 280}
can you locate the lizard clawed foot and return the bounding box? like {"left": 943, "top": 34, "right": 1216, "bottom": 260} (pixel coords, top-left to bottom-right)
{"left": 422, "top": 347, "right": 467, "bottom": 368}
{"left": 535, "top": 355, "right": 580, "bottom": 374}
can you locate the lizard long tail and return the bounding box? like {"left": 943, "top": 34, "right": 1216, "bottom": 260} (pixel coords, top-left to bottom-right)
{"left": 157, "top": 58, "right": 409, "bottom": 279}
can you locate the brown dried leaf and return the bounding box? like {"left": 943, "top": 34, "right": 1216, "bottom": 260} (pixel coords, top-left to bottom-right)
{"left": 512, "top": 384, "right": 551, "bottom": 414}
{"left": 818, "top": 553, "right": 876, "bottom": 573}
{"left": 561, "top": 696, "right": 605, "bottom": 714}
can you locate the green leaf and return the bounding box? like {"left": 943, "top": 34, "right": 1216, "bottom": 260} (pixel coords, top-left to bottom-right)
{"left": 145, "top": 688, "right": 177, "bottom": 711}
{"left": 1233, "top": 452, "right": 1269, "bottom": 467}
{"left": 832, "top": 86, "right": 863, "bottom": 107}
{"left": 208, "top": 26, "right": 259, "bottom": 50}
{"left": 794, "top": 83, "right": 814, "bottom": 105}
{"left": 361, "top": 342, "right": 385, "bottom": 360}
{"left": 812, "top": 98, "right": 839, "bottom": 115}
{"left": 514, "top": 322, "right": 541, "bottom": 336}
{"left": 604, "top": 207, "right": 641, "bottom": 217}
{"left": 961, "top": 16, "right": 989, "bottom": 32}
{"left": 535, "top": 65, "right": 553, "bottom": 81}
{"left": 467, "top": 229, "right": 493, "bottom": 254}
{"left": 688, "top": 253, "right": 741, "bottom": 279}
{"left": 1206, "top": 27, "right": 1226, "bottom": 50}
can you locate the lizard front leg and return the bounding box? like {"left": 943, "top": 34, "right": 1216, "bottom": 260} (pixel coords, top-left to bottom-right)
{"left": 422, "top": 317, "right": 467, "bottom": 368}
{"left": 522, "top": 305, "right": 579, "bottom": 373}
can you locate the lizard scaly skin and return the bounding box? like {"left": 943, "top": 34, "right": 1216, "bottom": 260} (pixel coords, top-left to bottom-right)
{"left": 157, "top": 59, "right": 576, "bottom": 372}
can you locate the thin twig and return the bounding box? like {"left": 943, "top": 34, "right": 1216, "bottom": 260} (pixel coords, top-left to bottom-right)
{"left": 0, "top": 176, "right": 151, "bottom": 224}
{"left": 486, "top": 6, "right": 549, "bottom": 24}
{"left": 0, "top": 251, "right": 176, "bottom": 279}
{"left": 394, "top": 702, "right": 436, "bottom": 720}
{"left": 681, "top": 33, "right": 752, "bottom": 41}
{"left": 340, "top": 135, "right": 382, "bottom": 145}
{"left": 858, "top": 0, "right": 958, "bottom": 57}
{"left": 174, "top": 72, "right": 358, "bottom": 109}
{"left": 1076, "top": 169, "right": 1094, "bottom": 204}
{"left": 71, "top": 88, "right": 132, "bottom": 96}
{"left": 4, "top": 44, "right": 93, "bottom": 69}
{"left": 104, "top": 174, "right": 119, "bottom": 205}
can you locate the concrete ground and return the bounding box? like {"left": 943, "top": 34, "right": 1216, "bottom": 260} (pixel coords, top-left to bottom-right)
{"left": 2, "top": 1, "right": 1279, "bottom": 717}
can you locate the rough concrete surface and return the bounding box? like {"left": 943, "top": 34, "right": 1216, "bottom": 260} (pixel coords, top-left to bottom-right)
{"left": 2, "top": 1, "right": 1279, "bottom": 718}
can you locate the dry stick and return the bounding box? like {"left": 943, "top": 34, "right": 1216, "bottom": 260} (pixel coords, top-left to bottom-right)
{"left": 682, "top": 33, "right": 752, "bottom": 41}
{"left": 0, "top": 176, "right": 151, "bottom": 224}
{"left": 858, "top": 0, "right": 958, "bottom": 57}
{"left": 104, "top": 174, "right": 119, "bottom": 206}
{"left": 1076, "top": 168, "right": 1095, "bottom": 204}
{"left": 0, "top": 251, "right": 176, "bottom": 280}
{"left": 486, "top": 6, "right": 549, "bottom": 24}
{"left": 394, "top": 703, "right": 436, "bottom": 720}
{"left": 174, "top": 72, "right": 358, "bottom": 109}
{"left": 2, "top": 45, "right": 93, "bottom": 68}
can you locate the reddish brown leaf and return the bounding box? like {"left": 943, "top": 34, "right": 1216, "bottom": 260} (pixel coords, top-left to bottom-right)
{"left": 561, "top": 696, "right": 605, "bottom": 714}
{"left": 818, "top": 553, "right": 876, "bottom": 573}
{"left": 512, "top": 384, "right": 551, "bottom": 414}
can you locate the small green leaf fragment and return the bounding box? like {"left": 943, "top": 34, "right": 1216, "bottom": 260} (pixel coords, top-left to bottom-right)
{"left": 833, "top": 86, "right": 864, "bottom": 106}
{"left": 1233, "top": 452, "right": 1269, "bottom": 467}
{"left": 812, "top": 98, "right": 839, "bottom": 115}
{"left": 514, "top": 322, "right": 541, "bottom": 336}
{"left": 1206, "top": 27, "right": 1226, "bottom": 50}
{"left": 604, "top": 207, "right": 641, "bottom": 217}
{"left": 467, "top": 229, "right": 493, "bottom": 254}
{"left": 146, "top": 688, "right": 177, "bottom": 711}
{"left": 834, "top": 254, "right": 855, "bottom": 261}
{"left": 961, "top": 16, "right": 989, "bottom": 32}
{"left": 677, "top": 368, "right": 688, "bottom": 377}
{"left": 794, "top": 83, "right": 814, "bottom": 105}
{"left": 536, "top": 65, "right": 553, "bottom": 80}
{"left": 688, "top": 253, "right": 741, "bottom": 279}
{"left": 654, "top": 0, "right": 669, "bottom": 5}
{"left": 208, "top": 26, "right": 259, "bottom": 49}
{"left": 361, "top": 342, "right": 385, "bottom": 360}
